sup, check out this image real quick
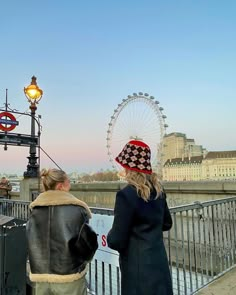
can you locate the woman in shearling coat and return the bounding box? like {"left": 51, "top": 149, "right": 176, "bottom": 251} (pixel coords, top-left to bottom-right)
{"left": 26, "top": 168, "right": 98, "bottom": 295}
{"left": 107, "top": 140, "right": 173, "bottom": 295}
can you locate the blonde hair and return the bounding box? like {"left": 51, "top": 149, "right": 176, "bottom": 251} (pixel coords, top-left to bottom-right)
{"left": 125, "top": 169, "right": 162, "bottom": 202}
{"left": 40, "top": 168, "right": 67, "bottom": 191}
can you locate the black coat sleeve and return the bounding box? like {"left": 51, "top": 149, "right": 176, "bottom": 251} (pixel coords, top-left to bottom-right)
{"left": 107, "top": 190, "right": 135, "bottom": 253}
{"left": 74, "top": 209, "right": 98, "bottom": 263}
{"left": 162, "top": 193, "right": 173, "bottom": 231}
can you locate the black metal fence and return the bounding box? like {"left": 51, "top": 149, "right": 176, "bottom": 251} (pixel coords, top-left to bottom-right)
{"left": 0, "top": 197, "right": 236, "bottom": 294}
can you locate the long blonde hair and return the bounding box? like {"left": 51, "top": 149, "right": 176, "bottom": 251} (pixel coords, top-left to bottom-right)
{"left": 125, "top": 169, "right": 162, "bottom": 202}
{"left": 41, "top": 168, "right": 67, "bottom": 191}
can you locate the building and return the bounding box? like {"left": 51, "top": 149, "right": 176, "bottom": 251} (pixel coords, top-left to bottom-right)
{"left": 162, "top": 132, "right": 205, "bottom": 164}
{"left": 163, "top": 156, "right": 203, "bottom": 181}
{"left": 202, "top": 151, "right": 236, "bottom": 181}
{"left": 163, "top": 151, "right": 236, "bottom": 181}
{"left": 162, "top": 132, "right": 236, "bottom": 181}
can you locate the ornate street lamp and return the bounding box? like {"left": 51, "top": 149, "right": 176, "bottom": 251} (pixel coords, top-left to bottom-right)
{"left": 23, "top": 76, "right": 43, "bottom": 178}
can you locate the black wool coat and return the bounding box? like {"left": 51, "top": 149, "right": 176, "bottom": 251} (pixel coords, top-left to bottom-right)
{"left": 107, "top": 185, "right": 173, "bottom": 295}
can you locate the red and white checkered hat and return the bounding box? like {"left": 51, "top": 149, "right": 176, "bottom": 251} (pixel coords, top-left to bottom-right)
{"left": 115, "top": 140, "right": 152, "bottom": 174}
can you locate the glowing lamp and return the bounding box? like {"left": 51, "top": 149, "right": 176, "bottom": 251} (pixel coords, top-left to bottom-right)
{"left": 24, "top": 76, "right": 43, "bottom": 103}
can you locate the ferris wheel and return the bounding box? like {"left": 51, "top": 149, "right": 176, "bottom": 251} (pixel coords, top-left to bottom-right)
{"left": 106, "top": 92, "right": 168, "bottom": 174}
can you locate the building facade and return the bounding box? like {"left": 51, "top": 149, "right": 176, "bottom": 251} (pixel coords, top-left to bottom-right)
{"left": 202, "top": 151, "right": 236, "bottom": 181}
{"left": 163, "top": 156, "right": 203, "bottom": 181}
{"left": 163, "top": 151, "right": 236, "bottom": 181}
{"left": 162, "top": 132, "right": 205, "bottom": 164}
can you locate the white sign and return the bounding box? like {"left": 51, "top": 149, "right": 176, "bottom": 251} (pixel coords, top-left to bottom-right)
{"left": 90, "top": 213, "right": 119, "bottom": 266}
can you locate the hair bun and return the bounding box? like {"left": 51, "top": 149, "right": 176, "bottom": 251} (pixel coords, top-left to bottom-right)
{"left": 40, "top": 168, "right": 49, "bottom": 177}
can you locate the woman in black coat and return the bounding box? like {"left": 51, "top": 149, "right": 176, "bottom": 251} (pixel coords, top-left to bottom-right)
{"left": 107, "top": 140, "right": 173, "bottom": 295}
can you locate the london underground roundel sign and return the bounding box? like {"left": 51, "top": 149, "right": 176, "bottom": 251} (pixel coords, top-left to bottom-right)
{"left": 0, "top": 112, "right": 18, "bottom": 131}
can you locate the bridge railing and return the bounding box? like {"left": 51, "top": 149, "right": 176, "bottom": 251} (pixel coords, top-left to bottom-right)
{"left": 0, "top": 196, "right": 236, "bottom": 295}
{"left": 167, "top": 197, "right": 236, "bottom": 294}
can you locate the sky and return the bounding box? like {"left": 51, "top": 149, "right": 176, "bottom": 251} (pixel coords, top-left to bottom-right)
{"left": 0, "top": 0, "right": 236, "bottom": 175}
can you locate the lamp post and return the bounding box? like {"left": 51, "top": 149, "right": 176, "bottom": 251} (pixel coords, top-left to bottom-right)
{"left": 23, "top": 76, "right": 43, "bottom": 178}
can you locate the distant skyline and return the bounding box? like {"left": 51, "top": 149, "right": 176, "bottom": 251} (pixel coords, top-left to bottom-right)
{"left": 1, "top": 1, "right": 236, "bottom": 174}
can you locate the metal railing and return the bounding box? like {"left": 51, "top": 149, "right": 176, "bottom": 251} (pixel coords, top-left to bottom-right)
{"left": 167, "top": 197, "right": 236, "bottom": 294}
{"left": 0, "top": 196, "right": 236, "bottom": 294}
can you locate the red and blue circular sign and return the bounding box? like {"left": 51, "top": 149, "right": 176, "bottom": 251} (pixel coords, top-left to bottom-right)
{"left": 0, "top": 112, "right": 18, "bottom": 132}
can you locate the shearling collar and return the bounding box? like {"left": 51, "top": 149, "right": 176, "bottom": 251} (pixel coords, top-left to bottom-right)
{"left": 29, "top": 190, "right": 91, "bottom": 218}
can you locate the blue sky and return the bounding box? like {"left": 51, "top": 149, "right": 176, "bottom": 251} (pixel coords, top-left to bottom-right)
{"left": 0, "top": 1, "right": 236, "bottom": 174}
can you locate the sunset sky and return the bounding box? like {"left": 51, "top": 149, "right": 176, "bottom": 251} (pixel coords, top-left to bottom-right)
{"left": 0, "top": 1, "right": 236, "bottom": 174}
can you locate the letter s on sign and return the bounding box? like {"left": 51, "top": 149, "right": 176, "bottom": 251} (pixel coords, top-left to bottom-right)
{"left": 101, "top": 234, "right": 107, "bottom": 247}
